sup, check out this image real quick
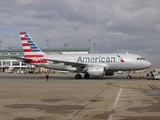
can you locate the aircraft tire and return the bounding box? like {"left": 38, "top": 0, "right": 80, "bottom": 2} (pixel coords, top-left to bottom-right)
{"left": 75, "top": 74, "right": 82, "bottom": 79}
{"left": 127, "top": 75, "right": 131, "bottom": 79}
{"left": 84, "top": 73, "right": 90, "bottom": 79}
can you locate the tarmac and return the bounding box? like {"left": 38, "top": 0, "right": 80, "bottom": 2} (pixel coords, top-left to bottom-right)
{"left": 0, "top": 72, "right": 160, "bottom": 120}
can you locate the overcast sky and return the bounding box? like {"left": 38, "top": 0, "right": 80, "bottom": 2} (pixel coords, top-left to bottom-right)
{"left": 0, "top": 0, "right": 160, "bottom": 68}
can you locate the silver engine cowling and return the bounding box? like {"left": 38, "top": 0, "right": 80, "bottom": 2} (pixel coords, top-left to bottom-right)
{"left": 87, "top": 67, "right": 105, "bottom": 77}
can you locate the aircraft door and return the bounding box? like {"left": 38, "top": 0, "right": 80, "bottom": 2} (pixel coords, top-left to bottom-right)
{"left": 125, "top": 54, "right": 131, "bottom": 66}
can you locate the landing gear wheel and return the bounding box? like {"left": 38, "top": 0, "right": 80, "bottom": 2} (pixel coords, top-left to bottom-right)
{"left": 127, "top": 71, "right": 131, "bottom": 79}
{"left": 84, "top": 73, "right": 90, "bottom": 79}
{"left": 75, "top": 74, "right": 82, "bottom": 79}
{"left": 127, "top": 75, "right": 131, "bottom": 79}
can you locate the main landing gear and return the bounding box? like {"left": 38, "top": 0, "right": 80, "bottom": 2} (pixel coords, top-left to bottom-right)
{"left": 84, "top": 73, "right": 90, "bottom": 79}
{"left": 75, "top": 74, "right": 82, "bottom": 79}
{"left": 75, "top": 73, "right": 90, "bottom": 79}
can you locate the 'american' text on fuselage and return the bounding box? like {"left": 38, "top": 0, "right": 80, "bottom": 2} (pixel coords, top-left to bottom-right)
{"left": 77, "top": 56, "right": 116, "bottom": 63}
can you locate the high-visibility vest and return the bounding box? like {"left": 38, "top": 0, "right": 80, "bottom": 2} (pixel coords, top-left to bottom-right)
{"left": 46, "top": 72, "right": 49, "bottom": 76}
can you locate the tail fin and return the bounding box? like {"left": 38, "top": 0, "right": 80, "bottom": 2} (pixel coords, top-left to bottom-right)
{"left": 20, "top": 32, "right": 47, "bottom": 64}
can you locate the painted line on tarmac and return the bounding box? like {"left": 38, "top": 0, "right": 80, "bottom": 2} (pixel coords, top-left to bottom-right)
{"left": 108, "top": 85, "right": 123, "bottom": 120}
{"left": 68, "top": 86, "right": 109, "bottom": 120}
{"left": 148, "top": 85, "right": 160, "bottom": 90}
{"left": 106, "top": 82, "right": 147, "bottom": 90}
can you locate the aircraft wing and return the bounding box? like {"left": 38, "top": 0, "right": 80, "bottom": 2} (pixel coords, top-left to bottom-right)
{"left": 44, "top": 58, "right": 87, "bottom": 67}
{"left": 10, "top": 56, "right": 33, "bottom": 61}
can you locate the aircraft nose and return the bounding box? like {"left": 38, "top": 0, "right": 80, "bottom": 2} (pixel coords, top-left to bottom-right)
{"left": 145, "top": 61, "right": 152, "bottom": 68}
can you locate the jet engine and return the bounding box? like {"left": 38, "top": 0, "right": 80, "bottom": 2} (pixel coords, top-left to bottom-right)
{"left": 65, "top": 66, "right": 77, "bottom": 71}
{"left": 87, "top": 67, "right": 105, "bottom": 77}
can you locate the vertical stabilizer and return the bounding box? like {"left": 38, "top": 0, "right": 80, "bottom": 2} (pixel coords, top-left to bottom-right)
{"left": 20, "top": 32, "right": 47, "bottom": 64}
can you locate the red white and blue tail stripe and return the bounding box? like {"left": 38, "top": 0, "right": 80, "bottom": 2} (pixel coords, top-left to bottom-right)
{"left": 20, "top": 32, "right": 47, "bottom": 64}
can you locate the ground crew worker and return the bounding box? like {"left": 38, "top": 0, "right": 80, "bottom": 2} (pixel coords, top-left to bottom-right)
{"left": 45, "top": 71, "right": 49, "bottom": 81}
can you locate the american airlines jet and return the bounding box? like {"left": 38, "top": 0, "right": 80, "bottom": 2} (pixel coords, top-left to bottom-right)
{"left": 13, "top": 32, "right": 151, "bottom": 79}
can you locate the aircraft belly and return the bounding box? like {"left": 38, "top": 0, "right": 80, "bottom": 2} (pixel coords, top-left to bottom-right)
{"left": 109, "top": 63, "right": 125, "bottom": 70}
{"left": 110, "top": 62, "right": 147, "bottom": 71}
{"left": 109, "top": 63, "right": 136, "bottom": 71}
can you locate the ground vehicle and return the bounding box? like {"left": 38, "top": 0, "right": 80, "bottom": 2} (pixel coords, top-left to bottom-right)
{"left": 17, "top": 70, "right": 27, "bottom": 74}
{"left": 6, "top": 69, "right": 13, "bottom": 73}
{"left": 146, "top": 70, "right": 160, "bottom": 80}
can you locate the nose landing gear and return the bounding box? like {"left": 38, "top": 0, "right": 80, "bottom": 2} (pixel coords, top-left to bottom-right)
{"left": 127, "top": 75, "right": 131, "bottom": 79}
{"left": 127, "top": 71, "right": 131, "bottom": 79}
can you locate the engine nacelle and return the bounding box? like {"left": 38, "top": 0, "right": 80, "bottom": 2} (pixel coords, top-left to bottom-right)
{"left": 87, "top": 67, "right": 105, "bottom": 77}
{"left": 65, "top": 67, "right": 77, "bottom": 71}
{"left": 105, "top": 71, "right": 114, "bottom": 76}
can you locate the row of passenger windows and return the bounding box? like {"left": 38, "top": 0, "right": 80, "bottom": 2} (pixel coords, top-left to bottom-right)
{"left": 62, "top": 59, "right": 76, "bottom": 61}
{"left": 137, "top": 58, "right": 145, "bottom": 60}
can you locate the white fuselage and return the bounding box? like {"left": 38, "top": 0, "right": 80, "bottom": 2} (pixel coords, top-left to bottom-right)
{"left": 37, "top": 53, "right": 151, "bottom": 71}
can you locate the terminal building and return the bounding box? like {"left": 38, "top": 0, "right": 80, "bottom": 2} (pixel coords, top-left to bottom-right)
{"left": 0, "top": 48, "right": 88, "bottom": 73}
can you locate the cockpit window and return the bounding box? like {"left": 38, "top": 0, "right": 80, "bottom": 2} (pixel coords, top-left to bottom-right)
{"left": 137, "top": 57, "right": 145, "bottom": 60}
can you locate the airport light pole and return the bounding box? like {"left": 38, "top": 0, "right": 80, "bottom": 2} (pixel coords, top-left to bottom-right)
{"left": 0, "top": 41, "right": 2, "bottom": 72}
{"left": 94, "top": 43, "right": 96, "bottom": 54}
{"left": 46, "top": 40, "right": 49, "bottom": 53}
{"left": 88, "top": 39, "right": 91, "bottom": 54}
{"left": 64, "top": 44, "right": 68, "bottom": 54}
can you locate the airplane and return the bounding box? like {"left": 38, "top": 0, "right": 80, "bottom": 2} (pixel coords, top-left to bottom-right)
{"left": 12, "top": 32, "right": 152, "bottom": 79}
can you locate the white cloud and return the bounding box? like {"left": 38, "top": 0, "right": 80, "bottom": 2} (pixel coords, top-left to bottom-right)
{"left": 0, "top": 0, "right": 160, "bottom": 68}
